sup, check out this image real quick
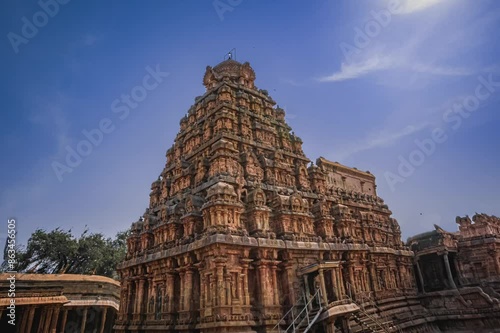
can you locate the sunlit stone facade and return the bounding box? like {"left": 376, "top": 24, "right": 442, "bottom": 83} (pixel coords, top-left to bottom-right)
{"left": 115, "top": 59, "right": 424, "bottom": 333}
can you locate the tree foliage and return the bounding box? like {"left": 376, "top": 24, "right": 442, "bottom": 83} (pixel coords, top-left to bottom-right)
{"left": 1, "top": 227, "right": 128, "bottom": 280}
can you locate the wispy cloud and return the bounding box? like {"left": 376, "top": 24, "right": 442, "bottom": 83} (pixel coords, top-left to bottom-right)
{"left": 318, "top": 55, "right": 392, "bottom": 82}
{"left": 319, "top": 54, "right": 479, "bottom": 83}
{"left": 395, "top": 0, "right": 448, "bottom": 15}
{"left": 318, "top": 0, "right": 489, "bottom": 83}
{"left": 335, "top": 122, "right": 429, "bottom": 161}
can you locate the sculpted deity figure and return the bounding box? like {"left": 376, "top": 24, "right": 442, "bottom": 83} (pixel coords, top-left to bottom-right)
{"left": 204, "top": 125, "right": 211, "bottom": 140}
{"left": 196, "top": 161, "right": 205, "bottom": 184}
{"left": 231, "top": 276, "right": 237, "bottom": 299}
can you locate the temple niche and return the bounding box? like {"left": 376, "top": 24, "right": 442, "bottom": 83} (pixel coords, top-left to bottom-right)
{"left": 408, "top": 214, "right": 500, "bottom": 292}
{"left": 407, "top": 214, "right": 500, "bottom": 332}
{"left": 115, "top": 59, "right": 436, "bottom": 333}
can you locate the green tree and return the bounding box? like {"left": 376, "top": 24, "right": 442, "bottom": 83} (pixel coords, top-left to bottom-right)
{"left": 1, "top": 227, "right": 129, "bottom": 280}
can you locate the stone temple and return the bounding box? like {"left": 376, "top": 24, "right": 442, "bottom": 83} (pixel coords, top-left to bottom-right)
{"left": 114, "top": 59, "right": 500, "bottom": 333}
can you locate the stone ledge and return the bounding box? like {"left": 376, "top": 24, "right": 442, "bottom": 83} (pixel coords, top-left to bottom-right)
{"left": 119, "top": 234, "right": 411, "bottom": 269}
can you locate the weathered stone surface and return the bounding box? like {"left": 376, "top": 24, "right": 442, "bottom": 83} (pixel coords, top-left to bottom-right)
{"left": 115, "top": 59, "right": 420, "bottom": 333}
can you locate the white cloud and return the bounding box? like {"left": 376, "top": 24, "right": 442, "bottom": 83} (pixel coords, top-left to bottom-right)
{"left": 318, "top": 0, "right": 479, "bottom": 83}
{"left": 394, "top": 0, "right": 447, "bottom": 15}
{"left": 318, "top": 55, "right": 393, "bottom": 82}
{"left": 319, "top": 53, "right": 478, "bottom": 83}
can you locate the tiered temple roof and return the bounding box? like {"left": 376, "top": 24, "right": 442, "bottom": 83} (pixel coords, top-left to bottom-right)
{"left": 116, "top": 59, "right": 416, "bottom": 333}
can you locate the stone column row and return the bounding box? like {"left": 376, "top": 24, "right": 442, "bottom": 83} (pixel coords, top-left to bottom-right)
{"left": 20, "top": 306, "right": 102, "bottom": 333}
{"left": 18, "top": 307, "right": 35, "bottom": 333}
{"left": 22, "top": 306, "right": 61, "bottom": 333}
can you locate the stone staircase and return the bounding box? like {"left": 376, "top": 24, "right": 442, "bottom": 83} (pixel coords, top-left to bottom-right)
{"left": 273, "top": 288, "right": 323, "bottom": 333}
{"left": 351, "top": 311, "right": 393, "bottom": 333}
{"left": 344, "top": 283, "right": 400, "bottom": 333}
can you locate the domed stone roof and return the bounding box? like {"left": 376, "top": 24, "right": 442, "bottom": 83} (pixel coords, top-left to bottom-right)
{"left": 203, "top": 59, "right": 256, "bottom": 90}
{"left": 213, "top": 59, "right": 244, "bottom": 75}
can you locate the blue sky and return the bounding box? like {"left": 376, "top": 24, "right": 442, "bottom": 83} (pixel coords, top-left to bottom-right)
{"left": 1, "top": 0, "right": 500, "bottom": 248}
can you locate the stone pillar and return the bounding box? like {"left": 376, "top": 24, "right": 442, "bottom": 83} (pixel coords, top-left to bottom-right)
{"left": 415, "top": 258, "right": 426, "bottom": 293}
{"left": 348, "top": 264, "right": 356, "bottom": 293}
{"left": 166, "top": 273, "right": 175, "bottom": 312}
{"left": 284, "top": 263, "right": 297, "bottom": 305}
{"left": 19, "top": 307, "right": 29, "bottom": 333}
{"left": 80, "top": 308, "right": 88, "bottom": 333}
{"left": 303, "top": 274, "right": 312, "bottom": 310}
{"left": 453, "top": 257, "right": 463, "bottom": 286}
{"left": 132, "top": 280, "right": 138, "bottom": 313}
{"left": 179, "top": 270, "right": 185, "bottom": 310}
{"left": 303, "top": 274, "right": 310, "bottom": 296}
{"left": 118, "top": 287, "right": 125, "bottom": 317}
{"left": 137, "top": 279, "right": 146, "bottom": 313}
{"left": 237, "top": 272, "right": 243, "bottom": 303}
{"left": 147, "top": 277, "right": 153, "bottom": 313}
{"left": 133, "top": 280, "right": 138, "bottom": 314}
{"left": 49, "top": 306, "right": 60, "bottom": 333}
{"left": 225, "top": 274, "right": 232, "bottom": 306}
{"left": 331, "top": 268, "right": 338, "bottom": 301}
{"left": 318, "top": 269, "right": 328, "bottom": 305}
{"left": 337, "top": 264, "right": 346, "bottom": 298}
{"left": 216, "top": 262, "right": 226, "bottom": 306}
{"left": 258, "top": 263, "right": 269, "bottom": 306}
{"left": 211, "top": 274, "right": 217, "bottom": 308}
{"left": 38, "top": 307, "right": 47, "bottom": 333}
{"left": 241, "top": 259, "right": 252, "bottom": 306}
{"left": 271, "top": 264, "right": 279, "bottom": 305}
{"left": 25, "top": 307, "right": 36, "bottom": 333}
{"left": 99, "top": 307, "right": 108, "bottom": 333}
{"left": 368, "top": 261, "right": 377, "bottom": 292}
{"left": 200, "top": 274, "right": 206, "bottom": 309}
{"left": 59, "top": 309, "right": 68, "bottom": 333}
{"left": 126, "top": 281, "right": 133, "bottom": 315}
{"left": 443, "top": 252, "right": 457, "bottom": 289}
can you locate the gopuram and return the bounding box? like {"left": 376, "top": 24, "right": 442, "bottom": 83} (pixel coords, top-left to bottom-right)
{"left": 114, "top": 59, "right": 443, "bottom": 333}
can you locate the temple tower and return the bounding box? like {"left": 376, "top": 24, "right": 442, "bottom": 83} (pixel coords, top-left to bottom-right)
{"left": 115, "top": 59, "right": 416, "bottom": 333}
